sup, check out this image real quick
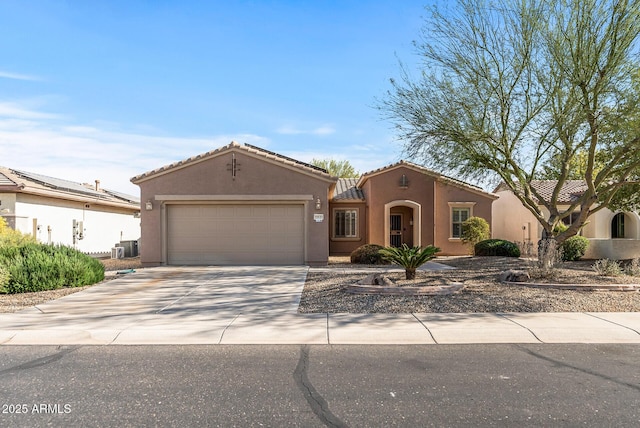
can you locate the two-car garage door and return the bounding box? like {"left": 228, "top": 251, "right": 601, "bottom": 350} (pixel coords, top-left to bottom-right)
{"left": 166, "top": 204, "right": 304, "bottom": 265}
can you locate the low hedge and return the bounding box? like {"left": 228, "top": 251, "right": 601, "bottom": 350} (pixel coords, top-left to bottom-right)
{"left": 0, "top": 243, "right": 105, "bottom": 294}
{"left": 474, "top": 239, "right": 521, "bottom": 257}
{"left": 561, "top": 235, "right": 589, "bottom": 261}
{"left": 350, "top": 244, "right": 389, "bottom": 265}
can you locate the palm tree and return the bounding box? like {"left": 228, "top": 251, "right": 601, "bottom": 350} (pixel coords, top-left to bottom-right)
{"left": 379, "top": 244, "right": 440, "bottom": 280}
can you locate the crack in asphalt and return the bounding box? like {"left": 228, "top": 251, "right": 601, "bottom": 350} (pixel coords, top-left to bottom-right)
{"left": 293, "top": 345, "right": 348, "bottom": 428}
{"left": 0, "top": 346, "right": 80, "bottom": 376}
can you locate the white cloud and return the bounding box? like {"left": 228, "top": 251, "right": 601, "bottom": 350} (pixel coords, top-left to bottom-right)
{"left": 0, "top": 70, "right": 42, "bottom": 81}
{"left": 0, "top": 102, "right": 61, "bottom": 120}
{"left": 0, "top": 100, "right": 269, "bottom": 195}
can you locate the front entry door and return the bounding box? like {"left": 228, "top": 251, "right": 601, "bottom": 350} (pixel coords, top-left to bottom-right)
{"left": 390, "top": 214, "right": 402, "bottom": 247}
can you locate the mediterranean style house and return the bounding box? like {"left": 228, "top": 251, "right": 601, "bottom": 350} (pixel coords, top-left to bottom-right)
{"left": 492, "top": 180, "right": 640, "bottom": 260}
{"left": 131, "top": 141, "right": 497, "bottom": 266}
{"left": 0, "top": 167, "right": 141, "bottom": 255}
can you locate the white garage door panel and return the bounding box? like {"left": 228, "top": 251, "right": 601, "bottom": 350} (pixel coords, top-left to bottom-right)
{"left": 167, "top": 204, "right": 304, "bottom": 265}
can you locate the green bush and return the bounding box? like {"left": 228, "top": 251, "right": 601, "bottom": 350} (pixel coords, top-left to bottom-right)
{"left": 379, "top": 244, "right": 441, "bottom": 279}
{"left": 474, "top": 239, "right": 521, "bottom": 257}
{"left": 561, "top": 235, "right": 589, "bottom": 261}
{"left": 0, "top": 265, "right": 9, "bottom": 292}
{"left": 461, "top": 217, "right": 490, "bottom": 254}
{"left": 350, "top": 244, "right": 389, "bottom": 265}
{"left": 0, "top": 243, "right": 104, "bottom": 294}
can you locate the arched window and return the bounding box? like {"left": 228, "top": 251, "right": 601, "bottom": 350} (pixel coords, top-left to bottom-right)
{"left": 612, "top": 213, "right": 625, "bottom": 238}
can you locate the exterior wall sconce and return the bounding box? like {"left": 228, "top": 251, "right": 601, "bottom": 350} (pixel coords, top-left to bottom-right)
{"left": 315, "top": 198, "right": 322, "bottom": 210}
{"left": 145, "top": 200, "right": 153, "bottom": 211}
{"left": 400, "top": 174, "right": 409, "bottom": 188}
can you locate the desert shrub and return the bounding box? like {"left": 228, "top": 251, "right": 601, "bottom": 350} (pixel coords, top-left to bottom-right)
{"left": 0, "top": 265, "right": 9, "bottom": 293}
{"left": 592, "top": 259, "right": 622, "bottom": 276}
{"left": 350, "top": 244, "right": 388, "bottom": 265}
{"left": 561, "top": 235, "right": 589, "bottom": 261}
{"left": 474, "top": 239, "right": 521, "bottom": 257}
{"left": 0, "top": 243, "right": 104, "bottom": 294}
{"left": 461, "top": 217, "right": 490, "bottom": 254}
{"left": 625, "top": 258, "right": 640, "bottom": 276}
{"left": 379, "top": 244, "right": 440, "bottom": 279}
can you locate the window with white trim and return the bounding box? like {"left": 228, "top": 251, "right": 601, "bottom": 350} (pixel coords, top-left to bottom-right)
{"left": 451, "top": 207, "right": 470, "bottom": 238}
{"left": 334, "top": 209, "right": 358, "bottom": 238}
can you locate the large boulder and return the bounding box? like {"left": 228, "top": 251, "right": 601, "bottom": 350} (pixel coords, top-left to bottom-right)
{"left": 358, "top": 273, "right": 395, "bottom": 286}
{"left": 499, "top": 269, "right": 530, "bottom": 283}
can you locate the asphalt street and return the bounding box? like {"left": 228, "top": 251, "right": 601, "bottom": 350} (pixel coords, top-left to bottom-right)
{"left": 1, "top": 344, "right": 639, "bottom": 427}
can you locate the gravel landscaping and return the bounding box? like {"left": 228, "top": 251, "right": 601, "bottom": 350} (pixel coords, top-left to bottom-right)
{"left": 299, "top": 256, "right": 640, "bottom": 313}
{"left": 2, "top": 255, "right": 640, "bottom": 314}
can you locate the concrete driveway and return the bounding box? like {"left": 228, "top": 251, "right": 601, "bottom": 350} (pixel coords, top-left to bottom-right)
{"left": 0, "top": 266, "right": 329, "bottom": 345}
{"left": 1, "top": 266, "right": 639, "bottom": 346}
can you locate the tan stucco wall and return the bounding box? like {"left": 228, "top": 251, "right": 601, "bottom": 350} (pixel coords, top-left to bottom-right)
{"left": 492, "top": 190, "right": 540, "bottom": 244}
{"left": 360, "top": 166, "right": 494, "bottom": 256}
{"left": 493, "top": 188, "right": 640, "bottom": 259}
{"left": 433, "top": 181, "right": 494, "bottom": 255}
{"left": 328, "top": 201, "right": 367, "bottom": 256}
{"left": 135, "top": 148, "right": 333, "bottom": 266}
{"left": 362, "top": 166, "right": 436, "bottom": 248}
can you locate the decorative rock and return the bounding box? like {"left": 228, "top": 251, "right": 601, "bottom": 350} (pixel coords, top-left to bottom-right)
{"left": 358, "top": 273, "right": 395, "bottom": 286}
{"left": 499, "top": 269, "right": 531, "bottom": 282}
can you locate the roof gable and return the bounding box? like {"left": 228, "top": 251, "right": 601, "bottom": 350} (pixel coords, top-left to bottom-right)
{"left": 357, "top": 160, "right": 498, "bottom": 199}
{"left": 131, "top": 141, "right": 335, "bottom": 184}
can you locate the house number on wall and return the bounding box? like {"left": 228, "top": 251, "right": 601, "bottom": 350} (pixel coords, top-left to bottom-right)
{"left": 314, "top": 214, "right": 324, "bottom": 222}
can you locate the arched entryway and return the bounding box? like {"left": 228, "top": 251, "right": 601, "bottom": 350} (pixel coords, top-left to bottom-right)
{"left": 384, "top": 200, "right": 421, "bottom": 247}
{"left": 610, "top": 212, "right": 640, "bottom": 239}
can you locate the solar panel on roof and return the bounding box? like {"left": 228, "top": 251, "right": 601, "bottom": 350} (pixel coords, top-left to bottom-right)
{"left": 103, "top": 188, "right": 140, "bottom": 204}
{"left": 12, "top": 170, "right": 108, "bottom": 199}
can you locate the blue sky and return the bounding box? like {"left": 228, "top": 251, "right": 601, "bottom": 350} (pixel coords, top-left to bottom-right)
{"left": 1, "top": 1, "right": 430, "bottom": 195}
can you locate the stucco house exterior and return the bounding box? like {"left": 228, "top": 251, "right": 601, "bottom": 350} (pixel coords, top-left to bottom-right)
{"left": 132, "top": 142, "right": 497, "bottom": 266}
{"left": 492, "top": 180, "right": 640, "bottom": 260}
{"left": 329, "top": 161, "right": 497, "bottom": 257}
{"left": 0, "top": 167, "right": 141, "bottom": 255}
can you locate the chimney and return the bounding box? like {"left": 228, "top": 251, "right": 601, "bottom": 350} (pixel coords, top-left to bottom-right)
{"left": 95, "top": 180, "right": 101, "bottom": 191}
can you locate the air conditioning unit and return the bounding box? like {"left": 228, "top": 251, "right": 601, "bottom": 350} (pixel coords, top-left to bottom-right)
{"left": 111, "top": 247, "right": 125, "bottom": 259}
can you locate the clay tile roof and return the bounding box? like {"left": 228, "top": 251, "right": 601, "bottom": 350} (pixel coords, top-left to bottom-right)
{"left": 495, "top": 180, "right": 587, "bottom": 203}
{"left": 333, "top": 178, "right": 365, "bottom": 201}
{"left": 530, "top": 180, "right": 587, "bottom": 203}
{"left": 0, "top": 171, "right": 17, "bottom": 186}
{"left": 131, "top": 141, "right": 334, "bottom": 183}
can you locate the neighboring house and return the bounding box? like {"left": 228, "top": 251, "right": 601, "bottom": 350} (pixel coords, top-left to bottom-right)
{"left": 131, "top": 142, "right": 497, "bottom": 266}
{"left": 492, "top": 180, "right": 640, "bottom": 260}
{"left": 0, "top": 167, "right": 141, "bottom": 254}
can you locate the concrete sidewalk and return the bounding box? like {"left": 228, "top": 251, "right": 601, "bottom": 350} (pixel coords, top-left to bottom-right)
{"left": 0, "top": 266, "right": 638, "bottom": 345}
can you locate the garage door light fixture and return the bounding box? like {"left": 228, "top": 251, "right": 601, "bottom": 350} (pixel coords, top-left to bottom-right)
{"left": 145, "top": 200, "right": 153, "bottom": 211}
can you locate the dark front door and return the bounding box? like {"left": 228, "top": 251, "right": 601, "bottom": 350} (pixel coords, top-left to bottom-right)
{"left": 390, "top": 214, "right": 402, "bottom": 247}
